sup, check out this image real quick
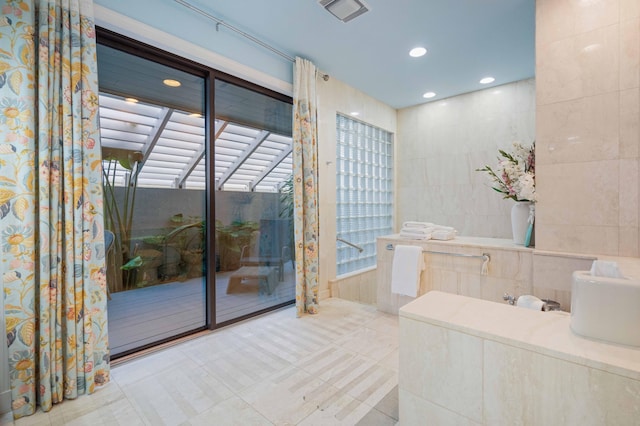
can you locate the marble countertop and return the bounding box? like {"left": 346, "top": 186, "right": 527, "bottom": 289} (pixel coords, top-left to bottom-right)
{"left": 378, "top": 234, "right": 533, "bottom": 252}
{"left": 400, "top": 291, "right": 640, "bottom": 381}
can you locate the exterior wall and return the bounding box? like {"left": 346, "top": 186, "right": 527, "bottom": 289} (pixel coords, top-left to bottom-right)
{"left": 535, "top": 0, "right": 640, "bottom": 255}
{"left": 116, "top": 187, "right": 280, "bottom": 239}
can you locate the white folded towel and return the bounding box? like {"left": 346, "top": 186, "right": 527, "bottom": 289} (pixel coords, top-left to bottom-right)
{"left": 431, "top": 229, "right": 457, "bottom": 240}
{"left": 400, "top": 227, "right": 433, "bottom": 235}
{"left": 399, "top": 230, "right": 431, "bottom": 240}
{"left": 391, "top": 245, "right": 425, "bottom": 297}
{"left": 402, "top": 221, "right": 434, "bottom": 229}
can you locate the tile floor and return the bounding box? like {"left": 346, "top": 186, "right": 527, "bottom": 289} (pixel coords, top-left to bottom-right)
{"left": 5, "top": 298, "right": 399, "bottom": 425}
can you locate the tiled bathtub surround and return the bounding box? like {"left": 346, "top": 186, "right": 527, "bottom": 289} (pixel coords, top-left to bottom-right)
{"left": 399, "top": 291, "right": 640, "bottom": 425}
{"left": 376, "top": 235, "right": 596, "bottom": 314}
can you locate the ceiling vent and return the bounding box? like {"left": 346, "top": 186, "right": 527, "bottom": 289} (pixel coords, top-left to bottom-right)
{"left": 319, "top": 0, "right": 369, "bottom": 23}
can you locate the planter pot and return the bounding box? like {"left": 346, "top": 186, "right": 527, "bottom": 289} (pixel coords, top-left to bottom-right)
{"left": 511, "top": 201, "right": 533, "bottom": 245}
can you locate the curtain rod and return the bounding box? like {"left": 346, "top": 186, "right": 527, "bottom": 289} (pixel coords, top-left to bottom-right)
{"left": 174, "top": 0, "right": 329, "bottom": 81}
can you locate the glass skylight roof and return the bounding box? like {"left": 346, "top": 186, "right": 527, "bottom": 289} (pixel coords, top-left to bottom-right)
{"left": 99, "top": 93, "right": 293, "bottom": 192}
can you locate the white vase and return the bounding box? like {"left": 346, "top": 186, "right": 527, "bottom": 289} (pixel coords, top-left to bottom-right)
{"left": 511, "top": 201, "right": 532, "bottom": 245}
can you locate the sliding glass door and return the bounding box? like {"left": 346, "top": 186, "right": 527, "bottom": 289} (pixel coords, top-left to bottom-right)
{"left": 213, "top": 79, "right": 295, "bottom": 324}
{"left": 96, "top": 29, "right": 296, "bottom": 357}
{"left": 97, "top": 36, "right": 208, "bottom": 357}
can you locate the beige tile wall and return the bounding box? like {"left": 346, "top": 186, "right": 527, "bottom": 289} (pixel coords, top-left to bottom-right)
{"left": 395, "top": 79, "right": 536, "bottom": 238}
{"left": 316, "top": 76, "right": 397, "bottom": 299}
{"left": 531, "top": 251, "right": 596, "bottom": 311}
{"left": 536, "top": 0, "right": 640, "bottom": 256}
{"left": 483, "top": 340, "right": 640, "bottom": 425}
{"left": 329, "top": 268, "right": 377, "bottom": 305}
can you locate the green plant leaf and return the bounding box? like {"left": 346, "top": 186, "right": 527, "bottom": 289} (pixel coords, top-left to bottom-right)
{"left": 121, "top": 256, "right": 143, "bottom": 270}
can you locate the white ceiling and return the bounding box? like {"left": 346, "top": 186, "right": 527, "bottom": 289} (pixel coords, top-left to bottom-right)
{"left": 180, "top": 0, "right": 535, "bottom": 109}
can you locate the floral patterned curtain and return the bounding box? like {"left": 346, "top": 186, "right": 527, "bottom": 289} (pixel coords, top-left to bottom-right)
{"left": 292, "top": 57, "right": 320, "bottom": 316}
{"left": 1, "top": 0, "right": 109, "bottom": 419}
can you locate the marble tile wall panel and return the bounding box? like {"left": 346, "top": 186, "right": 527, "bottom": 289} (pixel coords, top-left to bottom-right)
{"left": 483, "top": 339, "right": 640, "bottom": 425}
{"left": 396, "top": 79, "right": 535, "bottom": 239}
{"left": 536, "top": 0, "right": 620, "bottom": 49}
{"left": 399, "top": 388, "right": 481, "bottom": 426}
{"left": 536, "top": 92, "right": 620, "bottom": 165}
{"left": 532, "top": 253, "right": 596, "bottom": 291}
{"left": 535, "top": 159, "right": 621, "bottom": 255}
{"left": 399, "top": 317, "right": 483, "bottom": 423}
{"left": 429, "top": 268, "right": 459, "bottom": 295}
{"left": 620, "top": 16, "right": 640, "bottom": 90}
{"left": 532, "top": 252, "right": 596, "bottom": 311}
{"left": 536, "top": 0, "right": 640, "bottom": 256}
{"left": 620, "top": 88, "right": 640, "bottom": 158}
{"left": 330, "top": 269, "right": 377, "bottom": 305}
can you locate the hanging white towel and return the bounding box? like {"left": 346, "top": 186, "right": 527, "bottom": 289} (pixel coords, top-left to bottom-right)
{"left": 391, "top": 245, "right": 425, "bottom": 297}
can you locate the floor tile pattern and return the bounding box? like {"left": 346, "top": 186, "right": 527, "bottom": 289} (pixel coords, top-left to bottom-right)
{"left": 8, "top": 298, "right": 399, "bottom": 425}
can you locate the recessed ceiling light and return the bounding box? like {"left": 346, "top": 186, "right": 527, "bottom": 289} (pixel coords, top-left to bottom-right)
{"left": 422, "top": 92, "right": 436, "bottom": 99}
{"left": 189, "top": 113, "right": 202, "bottom": 118}
{"left": 163, "top": 79, "right": 181, "bottom": 87}
{"left": 350, "top": 111, "right": 360, "bottom": 116}
{"left": 409, "top": 47, "right": 427, "bottom": 58}
{"left": 479, "top": 77, "right": 495, "bottom": 84}
{"left": 125, "top": 97, "right": 138, "bottom": 103}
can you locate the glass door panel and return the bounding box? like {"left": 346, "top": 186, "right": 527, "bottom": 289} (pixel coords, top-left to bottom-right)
{"left": 213, "top": 79, "right": 295, "bottom": 323}
{"left": 97, "top": 43, "right": 207, "bottom": 356}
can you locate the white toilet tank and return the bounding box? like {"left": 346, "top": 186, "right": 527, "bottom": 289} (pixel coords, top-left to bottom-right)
{"left": 571, "top": 270, "right": 640, "bottom": 347}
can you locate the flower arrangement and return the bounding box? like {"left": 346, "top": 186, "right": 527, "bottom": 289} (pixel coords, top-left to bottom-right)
{"left": 477, "top": 141, "right": 535, "bottom": 202}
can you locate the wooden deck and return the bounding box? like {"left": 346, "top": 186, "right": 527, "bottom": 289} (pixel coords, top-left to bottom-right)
{"left": 108, "top": 263, "right": 295, "bottom": 356}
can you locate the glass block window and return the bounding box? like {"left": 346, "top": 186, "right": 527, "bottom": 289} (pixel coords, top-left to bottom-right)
{"left": 336, "top": 114, "right": 393, "bottom": 276}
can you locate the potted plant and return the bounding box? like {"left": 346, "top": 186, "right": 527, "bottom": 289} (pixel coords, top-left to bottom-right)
{"left": 476, "top": 141, "right": 535, "bottom": 246}
{"left": 102, "top": 147, "right": 144, "bottom": 291}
